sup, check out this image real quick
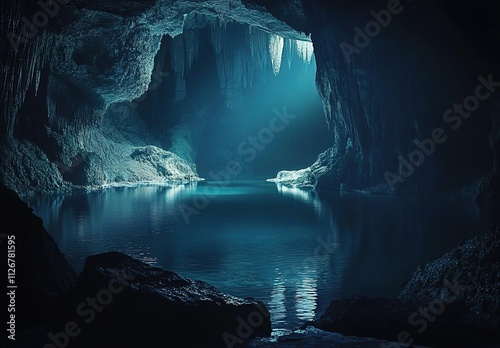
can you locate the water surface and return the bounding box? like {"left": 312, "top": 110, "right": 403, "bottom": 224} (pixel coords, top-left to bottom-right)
{"left": 29, "top": 181, "right": 482, "bottom": 330}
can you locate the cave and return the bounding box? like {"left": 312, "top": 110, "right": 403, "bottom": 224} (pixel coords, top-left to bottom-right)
{"left": 1, "top": 1, "right": 500, "bottom": 347}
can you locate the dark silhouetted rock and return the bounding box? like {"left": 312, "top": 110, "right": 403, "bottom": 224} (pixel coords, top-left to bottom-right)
{"left": 249, "top": 327, "right": 395, "bottom": 348}
{"left": 0, "top": 184, "right": 76, "bottom": 333}
{"left": 305, "top": 227, "right": 500, "bottom": 347}
{"left": 306, "top": 296, "right": 481, "bottom": 347}
{"left": 67, "top": 252, "right": 271, "bottom": 348}
{"left": 399, "top": 226, "right": 500, "bottom": 334}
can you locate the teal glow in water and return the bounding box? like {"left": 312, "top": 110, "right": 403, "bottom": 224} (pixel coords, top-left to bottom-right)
{"left": 28, "top": 181, "right": 482, "bottom": 330}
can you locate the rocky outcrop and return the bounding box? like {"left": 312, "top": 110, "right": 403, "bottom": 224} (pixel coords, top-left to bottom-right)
{"left": 0, "top": 184, "right": 76, "bottom": 333}
{"left": 399, "top": 226, "right": 500, "bottom": 333}
{"left": 0, "top": 102, "right": 202, "bottom": 195}
{"left": 0, "top": 138, "right": 68, "bottom": 197}
{"left": 307, "top": 296, "right": 479, "bottom": 347}
{"left": 130, "top": 145, "right": 202, "bottom": 183}
{"left": 300, "top": 1, "right": 498, "bottom": 193}
{"left": 250, "top": 327, "right": 393, "bottom": 348}
{"left": 267, "top": 148, "right": 347, "bottom": 189}
{"left": 304, "top": 227, "right": 500, "bottom": 347}
{"left": 65, "top": 252, "right": 271, "bottom": 348}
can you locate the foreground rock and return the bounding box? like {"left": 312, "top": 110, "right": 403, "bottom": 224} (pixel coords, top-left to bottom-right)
{"left": 59, "top": 252, "right": 271, "bottom": 348}
{"left": 249, "top": 327, "right": 412, "bottom": 348}
{"left": 399, "top": 225, "right": 500, "bottom": 335}
{"left": 0, "top": 184, "right": 76, "bottom": 337}
{"left": 305, "top": 227, "right": 500, "bottom": 347}
{"left": 307, "top": 296, "right": 478, "bottom": 347}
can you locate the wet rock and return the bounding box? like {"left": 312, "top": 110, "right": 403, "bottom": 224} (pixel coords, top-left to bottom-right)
{"left": 306, "top": 296, "right": 481, "bottom": 347}
{"left": 399, "top": 226, "right": 500, "bottom": 335}
{"left": 249, "top": 327, "right": 397, "bottom": 348}
{"left": 69, "top": 252, "right": 271, "bottom": 348}
{"left": 305, "top": 227, "right": 500, "bottom": 347}
{"left": 63, "top": 152, "right": 106, "bottom": 186}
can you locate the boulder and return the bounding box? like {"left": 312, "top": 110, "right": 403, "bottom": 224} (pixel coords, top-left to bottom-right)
{"left": 305, "top": 227, "right": 500, "bottom": 347}
{"left": 306, "top": 296, "right": 477, "bottom": 347}
{"left": 130, "top": 145, "right": 202, "bottom": 182}
{"left": 399, "top": 226, "right": 500, "bottom": 334}
{"left": 65, "top": 252, "right": 271, "bottom": 348}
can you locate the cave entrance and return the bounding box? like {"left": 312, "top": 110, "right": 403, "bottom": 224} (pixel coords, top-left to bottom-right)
{"left": 133, "top": 14, "right": 332, "bottom": 180}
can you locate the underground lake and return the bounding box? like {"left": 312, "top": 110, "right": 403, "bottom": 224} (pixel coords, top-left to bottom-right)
{"left": 28, "top": 181, "right": 483, "bottom": 331}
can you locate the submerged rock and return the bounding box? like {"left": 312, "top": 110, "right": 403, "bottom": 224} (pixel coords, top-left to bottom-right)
{"left": 68, "top": 252, "right": 271, "bottom": 348}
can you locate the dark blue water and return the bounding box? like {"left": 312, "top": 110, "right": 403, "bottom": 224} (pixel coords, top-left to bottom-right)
{"left": 28, "top": 181, "right": 483, "bottom": 330}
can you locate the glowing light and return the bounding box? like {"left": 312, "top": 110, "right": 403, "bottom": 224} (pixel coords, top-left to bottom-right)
{"left": 269, "top": 34, "right": 284, "bottom": 75}
{"left": 296, "top": 40, "right": 314, "bottom": 64}
{"left": 295, "top": 272, "right": 318, "bottom": 322}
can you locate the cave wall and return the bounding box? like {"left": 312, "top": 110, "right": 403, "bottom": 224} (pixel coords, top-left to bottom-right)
{"left": 1, "top": 0, "right": 500, "bottom": 200}
{"left": 301, "top": 0, "right": 500, "bottom": 193}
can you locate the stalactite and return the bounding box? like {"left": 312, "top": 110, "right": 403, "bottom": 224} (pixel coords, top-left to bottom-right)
{"left": 168, "top": 14, "right": 313, "bottom": 109}
{"left": 184, "top": 28, "right": 200, "bottom": 72}
{"left": 248, "top": 26, "right": 269, "bottom": 72}
{"left": 1, "top": 0, "right": 53, "bottom": 136}
{"left": 296, "top": 40, "right": 314, "bottom": 65}
{"left": 268, "top": 34, "right": 284, "bottom": 76}
{"left": 170, "top": 35, "right": 187, "bottom": 78}
{"left": 286, "top": 39, "right": 294, "bottom": 69}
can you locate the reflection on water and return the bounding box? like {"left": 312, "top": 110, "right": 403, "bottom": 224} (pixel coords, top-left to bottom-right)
{"left": 28, "top": 181, "right": 483, "bottom": 330}
{"left": 276, "top": 184, "right": 322, "bottom": 216}
{"left": 270, "top": 270, "right": 287, "bottom": 324}
{"left": 295, "top": 270, "right": 318, "bottom": 322}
